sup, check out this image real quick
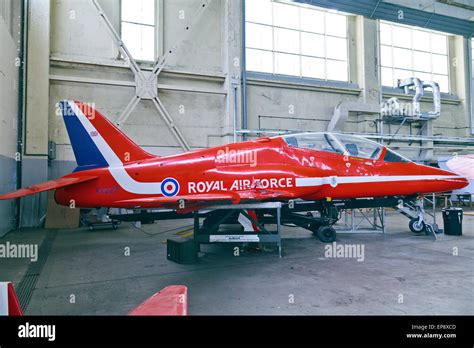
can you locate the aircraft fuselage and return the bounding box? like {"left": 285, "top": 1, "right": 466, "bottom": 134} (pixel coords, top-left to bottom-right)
{"left": 54, "top": 137, "right": 467, "bottom": 209}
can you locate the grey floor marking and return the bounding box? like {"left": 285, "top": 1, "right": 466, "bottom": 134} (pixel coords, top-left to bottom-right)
{"left": 16, "top": 230, "right": 57, "bottom": 311}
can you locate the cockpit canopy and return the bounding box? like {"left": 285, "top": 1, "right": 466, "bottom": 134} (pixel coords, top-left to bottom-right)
{"left": 282, "top": 132, "right": 410, "bottom": 162}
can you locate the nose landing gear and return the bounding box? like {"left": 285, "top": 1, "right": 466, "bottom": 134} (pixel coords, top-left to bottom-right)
{"left": 409, "top": 218, "right": 426, "bottom": 234}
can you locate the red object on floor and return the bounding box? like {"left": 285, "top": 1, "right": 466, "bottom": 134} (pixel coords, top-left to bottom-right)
{"left": 0, "top": 282, "right": 23, "bottom": 316}
{"left": 128, "top": 285, "right": 188, "bottom": 316}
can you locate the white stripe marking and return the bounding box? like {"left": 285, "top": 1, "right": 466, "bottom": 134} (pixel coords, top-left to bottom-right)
{"left": 68, "top": 101, "right": 163, "bottom": 195}
{"left": 238, "top": 211, "right": 255, "bottom": 232}
{"left": 295, "top": 175, "right": 464, "bottom": 188}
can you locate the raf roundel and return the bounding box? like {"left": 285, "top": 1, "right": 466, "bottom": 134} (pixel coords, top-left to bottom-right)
{"left": 161, "top": 178, "right": 180, "bottom": 197}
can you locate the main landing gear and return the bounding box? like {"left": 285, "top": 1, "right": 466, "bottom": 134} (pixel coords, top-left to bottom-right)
{"left": 313, "top": 225, "right": 337, "bottom": 243}
{"left": 276, "top": 203, "right": 340, "bottom": 243}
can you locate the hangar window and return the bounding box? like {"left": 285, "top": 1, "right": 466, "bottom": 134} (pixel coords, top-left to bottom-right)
{"left": 380, "top": 22, "right": 450, "bottom": 93}
{"left": 121, "top": 0, "right": 156, "bottom": 62}
{"left": 245, "top": 0, "right": 349, "bottom": 82}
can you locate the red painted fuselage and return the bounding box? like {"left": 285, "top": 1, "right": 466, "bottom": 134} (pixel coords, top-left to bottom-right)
{"left": 54, "top": 136, "right": 467, "bottom": 209}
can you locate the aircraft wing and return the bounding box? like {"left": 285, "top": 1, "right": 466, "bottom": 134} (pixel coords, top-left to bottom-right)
{"left": 116, "top": 192, "right": 242, "bottom": 207}
{"left": 116, "top": 188, "right": 299, "bottom": 210}
{"left": 237, "top": 188, "right": 299, "bottom": 200}
{"left": 0, "top": 175, "right": 98, "bottom": 200}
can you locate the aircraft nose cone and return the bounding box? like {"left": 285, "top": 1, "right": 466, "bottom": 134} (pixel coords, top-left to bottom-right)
{"left": 428, "top": 166, "right": 470, "bottom": 191}
{"left": 445, "top": 174, "right": 469, "bottom": 190}
{"left": 457, "top": 176, "right": 470, "bottom": 189}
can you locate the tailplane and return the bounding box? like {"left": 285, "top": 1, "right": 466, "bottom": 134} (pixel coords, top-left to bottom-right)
{"left": 59, "top": 100, "right": 154, "bottom": 171}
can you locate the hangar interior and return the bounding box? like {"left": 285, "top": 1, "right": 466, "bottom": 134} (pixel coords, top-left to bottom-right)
{"left": 0, "top": 0, "right": 473, "bottom": 315}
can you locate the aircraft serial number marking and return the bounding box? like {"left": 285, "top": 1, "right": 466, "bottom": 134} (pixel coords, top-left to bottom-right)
{"left": 188, "top": 178, "right": 293, "bottom": 193}
{"left": 96, "top": 186, "right": 120, "bottom": 194}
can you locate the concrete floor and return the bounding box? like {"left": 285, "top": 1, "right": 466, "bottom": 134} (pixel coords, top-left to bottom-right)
{"left": 0, "top": 210, "right": 473, "bottom": 315}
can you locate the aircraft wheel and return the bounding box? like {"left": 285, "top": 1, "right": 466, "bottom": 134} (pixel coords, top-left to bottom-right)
{"left": 316, "top": 226, "right": 336, "bottom": 243}
{"left": 409, "top": 218, "right": 425, "bottom": 234}
{"left": 309, "top": 222, "right": 322, "bottom": 235}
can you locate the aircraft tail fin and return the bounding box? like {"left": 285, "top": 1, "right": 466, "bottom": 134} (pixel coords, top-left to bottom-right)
{"left": 59, "top": 100, "right": 155, "bottom": 172}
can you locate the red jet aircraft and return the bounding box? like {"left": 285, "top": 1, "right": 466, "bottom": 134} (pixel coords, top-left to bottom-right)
{"left": 0, "top": 101, "right": 468, "bottom": 240}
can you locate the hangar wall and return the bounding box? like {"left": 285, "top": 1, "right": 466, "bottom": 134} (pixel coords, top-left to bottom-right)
{"left": 0, "top": 1, "right": 19, "bottom": 237}
{"left": 47, "top": 0, "right": 238, "bottom": 164}
{"left": 13, "top": 0, "right": 474, "bottom": 229}
{"left": 18, "top": 0, "right": 241, "bottom": 227}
